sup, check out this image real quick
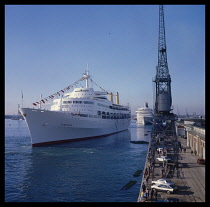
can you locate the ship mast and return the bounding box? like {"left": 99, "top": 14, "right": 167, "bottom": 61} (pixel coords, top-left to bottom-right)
{"left": 83, "top": 64, "right": 90, "bottom": 88}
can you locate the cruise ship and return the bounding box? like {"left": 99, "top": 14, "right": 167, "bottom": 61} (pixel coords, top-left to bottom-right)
{"left": 136, "top": 102, "right": 153, "bottom": 125}
{"left": 19, "top": 71, "right": 131, "bottom": 147}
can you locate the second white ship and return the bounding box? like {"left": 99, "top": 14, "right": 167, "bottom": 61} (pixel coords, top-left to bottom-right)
{"left": 20, "top": 71, "right": 131, "bottom": 147}
{"left": 136, "top": 102, "right": 153, "bottom": 125}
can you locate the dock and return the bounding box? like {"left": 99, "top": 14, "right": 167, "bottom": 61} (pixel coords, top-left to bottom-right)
{"left": 135, "top": 5, "right": 205, "bottom": 202}
{"left": 137, "top": 133, "right": 205, "bottom": 202}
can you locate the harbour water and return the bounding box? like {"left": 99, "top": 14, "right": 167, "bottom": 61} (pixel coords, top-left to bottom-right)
{"left": 5, "top": 119, "right": 152, "bottom": 202}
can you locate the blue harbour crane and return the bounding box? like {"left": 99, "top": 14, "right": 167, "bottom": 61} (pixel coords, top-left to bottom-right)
{"left": 154, "top": 5, "right": 172, "bottom": 115}
{"left": 152, "top": 5, "right": 177, "bottom": 138}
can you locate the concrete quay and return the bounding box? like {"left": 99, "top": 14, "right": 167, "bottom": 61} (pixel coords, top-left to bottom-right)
{"left": 137, "top": 134, "right": 205, "bottom": 202}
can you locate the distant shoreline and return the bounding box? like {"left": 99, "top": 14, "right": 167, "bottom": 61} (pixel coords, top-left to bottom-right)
{"left": 5, "top": 115, "right": 23, "bottom": 119}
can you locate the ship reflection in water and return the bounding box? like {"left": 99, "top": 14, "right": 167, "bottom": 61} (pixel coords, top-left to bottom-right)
{"left": 129, "top": 122, "right": 153, "bottom": 143}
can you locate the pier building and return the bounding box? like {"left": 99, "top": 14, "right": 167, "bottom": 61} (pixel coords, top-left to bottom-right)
{"left": 175, "top": 118, "right": 205, "bottom": 159}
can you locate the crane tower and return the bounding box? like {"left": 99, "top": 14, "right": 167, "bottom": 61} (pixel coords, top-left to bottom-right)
{"left": 154, "top": 5, "right": 172, "bottom": 114}
{"left": 153, "top": 5, "right": 177, "bottom": 138}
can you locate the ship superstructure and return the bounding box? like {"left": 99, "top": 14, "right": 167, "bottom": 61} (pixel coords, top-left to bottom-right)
{"left": 136, "top": 102, "right": 153, "bottom": 125}
{"left": 20, "top": 71, "right": 131, "bottom": 147}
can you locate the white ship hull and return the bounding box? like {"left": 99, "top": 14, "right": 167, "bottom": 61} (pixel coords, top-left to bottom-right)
{"left": 20, "top": 108, "right": 130, "bottom": 147}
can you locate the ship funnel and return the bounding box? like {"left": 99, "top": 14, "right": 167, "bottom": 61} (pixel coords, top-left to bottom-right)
{"left": 110, "top": 92, "right": 113, "bottom": 102}
{"left": 144, "top": 102, "right": 149, "bottom": 108}
{"left": 116, "top": 92, "right": 119, "bottom": 105}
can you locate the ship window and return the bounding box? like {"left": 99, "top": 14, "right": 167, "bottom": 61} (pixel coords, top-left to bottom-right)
{"left": 98, "top": 103, "right": 109, "bottom": 108}
{"left": 73, "top": 101, "right": 82, "bottom": 104}
{"left": 84, "top": 101, "right": 94, "bottom": 104}
{"left": 63, "top": 101, "right": 72, "bottom": 104}
{"left": 107, "top": 112, "right": 110, "bottom": 119}
{"left": 102, "top": 111, "right": 106, "bottom": 119}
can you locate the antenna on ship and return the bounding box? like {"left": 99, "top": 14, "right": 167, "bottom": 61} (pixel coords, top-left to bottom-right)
{"left": 83, "top": 64, "right": 90, "bottom": 88}
{"left": 21, "top": 90, "right": 23, "bottom": 108}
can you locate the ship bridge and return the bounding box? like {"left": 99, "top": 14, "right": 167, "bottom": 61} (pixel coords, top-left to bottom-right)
{"left": 64, "top": 87, "right": 108, "bottom": 99}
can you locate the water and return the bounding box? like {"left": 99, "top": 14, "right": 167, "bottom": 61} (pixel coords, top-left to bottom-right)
{"left": 5, "top": 119, "right": 152, "bottom": 202}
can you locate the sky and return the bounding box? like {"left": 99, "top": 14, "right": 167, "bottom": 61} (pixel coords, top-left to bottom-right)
{"left": 5, "top": 5, "right": 205, "bottom": 116}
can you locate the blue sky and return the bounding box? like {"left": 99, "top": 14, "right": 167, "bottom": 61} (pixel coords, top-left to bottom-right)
{"left": 5, "top": 5, "right": 205, "bottom": 115}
